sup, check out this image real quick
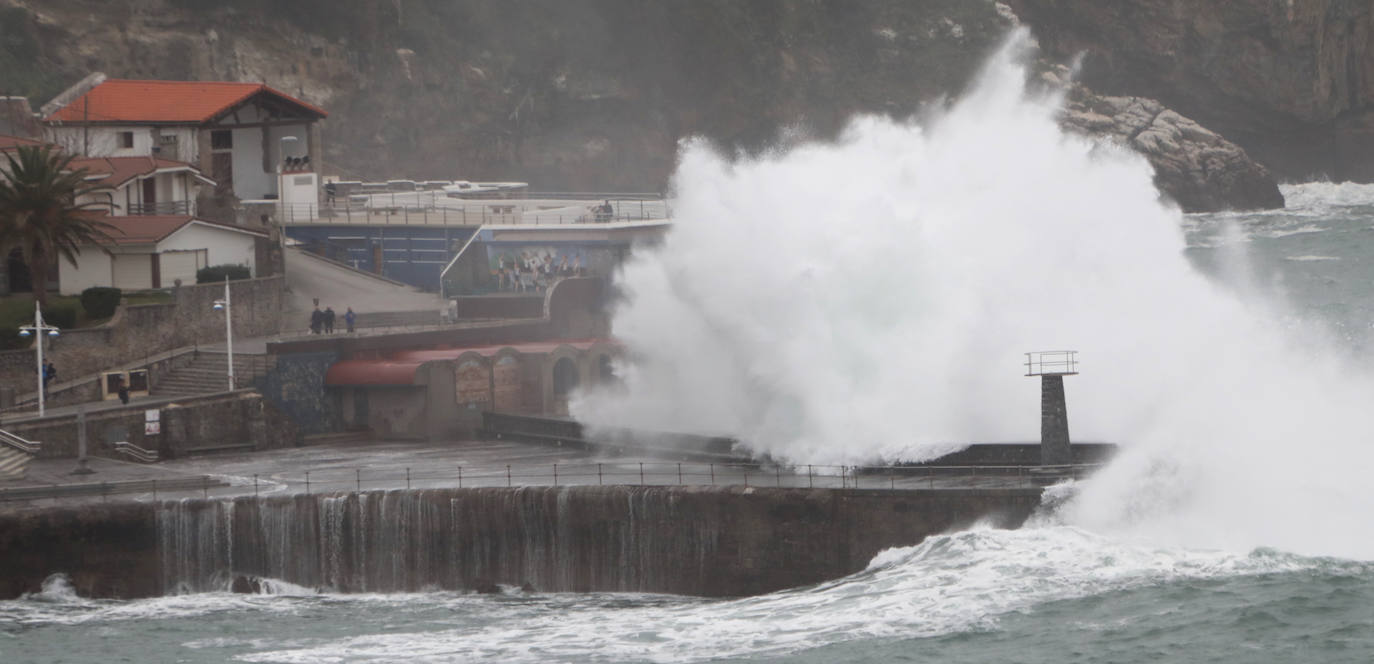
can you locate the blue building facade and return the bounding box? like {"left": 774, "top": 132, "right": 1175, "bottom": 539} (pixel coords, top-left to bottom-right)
{"left": 285, "top": 225, "right": 478, "bottom": 291}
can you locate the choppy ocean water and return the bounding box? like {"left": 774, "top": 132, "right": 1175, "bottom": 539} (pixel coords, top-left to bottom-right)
{"left": 4, "top": 182, "right": 1374, "bottom": 662}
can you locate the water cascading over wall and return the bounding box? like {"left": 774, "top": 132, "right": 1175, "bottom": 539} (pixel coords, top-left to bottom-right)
{"left": 2, "top": 486, "right": 1041, "bottom": 599}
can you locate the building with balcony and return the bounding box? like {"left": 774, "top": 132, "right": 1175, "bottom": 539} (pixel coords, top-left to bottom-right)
{"left": 42, "top": 76, "right": 327, "bottom": 218}
{"left": 69, "top": 155, "right": 215, "bottom": 217}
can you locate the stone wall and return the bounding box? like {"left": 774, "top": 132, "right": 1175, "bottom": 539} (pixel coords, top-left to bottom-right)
{"left": 0, "top": 485, "right": 1042, "bottom": 599}
{"left": 0, "top": 276, "right": 287, "bottom": 400}
{"left": 255, "top": 351, "right": 341, "bottom": 435}
{"left": 3, "top": 390, "right": 299, "bottom": 460}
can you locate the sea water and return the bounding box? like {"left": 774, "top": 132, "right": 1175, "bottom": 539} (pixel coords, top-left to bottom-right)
{"left": 5, "top": 31, "right": 1374, "bottom": 662}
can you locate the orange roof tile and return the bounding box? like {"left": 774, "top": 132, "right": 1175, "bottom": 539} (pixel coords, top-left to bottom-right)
{"left": 0, "top": 134, "right": 48, "bottom": 152}
{"left": 96, "top": 215, "right": 268, "bottom": 245}
{"left": 67, "top": 155, "right": 210, "bottom": 189}
{"left": 45, "top": 79, "right": 328, "bottom": 124}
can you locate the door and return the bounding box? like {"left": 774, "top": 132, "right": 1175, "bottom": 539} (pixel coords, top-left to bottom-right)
{"left": 159, "top": 250, "right": 202, "bottom": 287}
{"left": 142, "top": 178, "right": 156, "bottom": 211}
{"left": 112, "top": 254, "right": 154, "bottom": 290}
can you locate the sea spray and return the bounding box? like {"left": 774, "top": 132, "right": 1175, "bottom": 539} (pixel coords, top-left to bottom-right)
{"left": 571, "top": 30, "right": 1374, "bottom": 560}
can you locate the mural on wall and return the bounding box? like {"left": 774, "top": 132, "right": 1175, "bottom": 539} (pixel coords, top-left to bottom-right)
{"left": 493, "top": 354, "right": 523, "bottom": 412}
{"left": 455, "top": 359, "right": 491, "bottom": 410}
{"left": 485, "top": 245, "right": 620, "bottom": 293}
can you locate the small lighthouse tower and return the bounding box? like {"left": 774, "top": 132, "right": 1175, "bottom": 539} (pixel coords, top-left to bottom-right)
{"left": 1025, "top": 350, "right": 1078, "bottom": 466}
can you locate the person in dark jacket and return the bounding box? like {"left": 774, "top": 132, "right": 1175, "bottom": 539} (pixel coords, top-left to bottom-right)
{"left": 345, "top": 307, "right": 357, "bottom": 333}
{"left": 310, "top": 307, "right": 323, "bottom": 334}
{"left": 42, "top": 360, "right": 56, "bottom": 395}
{"left": 324, "top": 306, "right": 336, "bottom": 334}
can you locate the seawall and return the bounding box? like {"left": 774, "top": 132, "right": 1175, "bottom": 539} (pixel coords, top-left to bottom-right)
{"left": 0, "top": 485, "right": 1041, "bottom": 599}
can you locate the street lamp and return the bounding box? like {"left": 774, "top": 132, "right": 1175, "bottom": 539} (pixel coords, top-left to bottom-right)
{"left": 18, "top": 302, "right": 60, "bottom": 416}
{"left": 212, "top": 276, "right": 234, "bottom": 391}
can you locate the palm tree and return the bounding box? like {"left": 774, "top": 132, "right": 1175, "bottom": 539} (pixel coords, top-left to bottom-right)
{"left": 0, "top": 145, "right": 119, "bottom": 306}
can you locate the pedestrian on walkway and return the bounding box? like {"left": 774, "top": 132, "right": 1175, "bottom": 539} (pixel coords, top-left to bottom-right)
{"left": 42, "top": 360, "right": 56, "bottom": 396}
{"left": 345, "top": 307, "right": 357, "bottom": 333}
{"left": 324, "top": 306, "right": 336, "bottom": 334}
{"left": 310, "top": 306, "right": 323, "bottom": 334}
{"left": 116, "top": 376, "right": 130, "bottom": 405}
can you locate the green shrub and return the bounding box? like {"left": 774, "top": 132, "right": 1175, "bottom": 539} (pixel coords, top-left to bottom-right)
{"left": 197, "top": 264, "right": 252, "bottom": 284}
{"left": 42, "top": 300, "right": 78, "bottom": 329}
{"left": 80, "top": 287, "right": 122, "bottom": 319}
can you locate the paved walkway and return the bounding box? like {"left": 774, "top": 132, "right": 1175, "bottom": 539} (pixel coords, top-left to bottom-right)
{"left": 0, "top": 439, "right": 1057, "bottom": 509}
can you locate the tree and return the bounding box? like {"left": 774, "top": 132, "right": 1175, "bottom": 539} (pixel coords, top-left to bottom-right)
{"left": 0, "top": 145, "right": 119, "bottom": 306}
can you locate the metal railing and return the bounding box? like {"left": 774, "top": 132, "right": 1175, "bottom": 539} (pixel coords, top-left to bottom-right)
{"left": 0, "top": 475, "right": 225, "bottom": 502}
{"left": 0, "top": 460, "right": 1099, "bottom": 505}
{"left": 127, "top": 200, "right": 192, "bottom": 216}
{"left": 0, "top": 428, "right": 41, "bottom": 454}
{"left": 113, "top": 441, "right": 159, "bottom": 463}
{"left": 245, "top": 461, "right": 1100, "bottom": 497}
{"left": 1025, "top": 350, "right": 1078, "bottom": 376}
{"left": 274, "top": 195, "right": 670, "bottom": 226}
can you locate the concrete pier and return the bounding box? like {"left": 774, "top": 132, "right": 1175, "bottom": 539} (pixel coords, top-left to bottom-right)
{"left": 0, "top": 484, "right": 1041, "bottom": 599}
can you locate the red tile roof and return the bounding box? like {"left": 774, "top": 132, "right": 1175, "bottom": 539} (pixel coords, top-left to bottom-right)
{"left": 0, "top": 134, "right": 48, "bottom": 152}
{"left": 96, "top": 215, "right": 268, "bottom": 245}
{"left": 45, "top": 79, "right": 328, "bottom": 124}
{"left": 67, "top": 155, "right": 210, "bottom": 189}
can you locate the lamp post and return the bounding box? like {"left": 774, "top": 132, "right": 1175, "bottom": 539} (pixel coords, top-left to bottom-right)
{"left": 213, "top": 276, "right": 234, "bottom": 391}
{"left": 18, "top": 302, "right": 60, "bottom": 417}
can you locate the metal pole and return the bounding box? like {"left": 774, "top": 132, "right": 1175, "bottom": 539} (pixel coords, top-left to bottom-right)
{"left": 406, "top": 467, "right": 411, "bottom": 489}
{"left": 506, "top": 464, "right": 511, "bottom": 487}
{"left": 35, "top": 302, "right": 44, "bottom": 417}
{"left": 305, "top": 470, "right": 310, "bottom": 494}
{"left": 224, "top": 276, "right": 234, "bottom": 391}
{"left": 356, "top": 468, "right": 361, "bottom": 492}
{"left": 458, "top": 466, "right": 462, "bottom": 488}
{"left": 553, "top": 463, "right": 558, "bottom": 486}
{"left": 598, "top": 463, "right": 602, "bottom": 485}
{"left": 639, "top": 462, "right": 644, "bottom": 485}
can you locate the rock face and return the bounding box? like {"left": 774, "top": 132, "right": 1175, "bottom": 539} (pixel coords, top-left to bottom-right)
{"left": 0, "top": 0, "right": 1285, "bottom": 210}
{"left": 1008, "top": 0, "right": 1374, "bottom": 182}
{"left": 1062, "top": 87, "right": 1285, "bottom": 211}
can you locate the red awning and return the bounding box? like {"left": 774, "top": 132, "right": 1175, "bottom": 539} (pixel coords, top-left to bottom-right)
{"left": 324, "top": 360, "right": 425, "bottom": 386}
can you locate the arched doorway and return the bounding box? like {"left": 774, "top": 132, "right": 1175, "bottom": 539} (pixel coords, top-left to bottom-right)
{"left": 552, "top": 357, "right": 580, "bottom": 398}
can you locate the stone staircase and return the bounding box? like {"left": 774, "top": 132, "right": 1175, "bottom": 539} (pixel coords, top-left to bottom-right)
{"left": 151, "top": 352, "right": 271, "bottom": 397}
{"left": 0, "top": 429, "right": 41, "bottom": 480}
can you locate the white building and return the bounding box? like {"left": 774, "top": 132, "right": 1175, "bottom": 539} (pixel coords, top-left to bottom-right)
{"left": 42, "top": 78, "right": 327, "bottom": 209}
{"left": 69, "top": 155, "right": 215, "bottom": 217}
{"left": 59, "top": 216, "right": 267, "bottom": 294}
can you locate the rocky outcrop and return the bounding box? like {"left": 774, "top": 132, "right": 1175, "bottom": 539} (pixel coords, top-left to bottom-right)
{"left": 1062, "top": 88, "right": 1284, "bottom": 211}
{"left": 1008, "top": 0, "right": 1374, "bottom": 182}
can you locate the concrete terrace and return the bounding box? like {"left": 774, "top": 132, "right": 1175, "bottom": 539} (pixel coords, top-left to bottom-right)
{"left": 0, "top": 438, "right": 1073, "bottom": 509}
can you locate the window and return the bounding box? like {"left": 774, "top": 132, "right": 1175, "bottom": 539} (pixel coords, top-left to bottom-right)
{"left": 118, "top": 131, "right": 134, "bottom": 148}
{"left": 211, "top": 129, "right": 232, "bottom": 150}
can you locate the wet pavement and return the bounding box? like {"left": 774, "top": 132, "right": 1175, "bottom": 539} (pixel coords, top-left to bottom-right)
{"left": 0, "top": 439, "right": 1064, "bottom": 509}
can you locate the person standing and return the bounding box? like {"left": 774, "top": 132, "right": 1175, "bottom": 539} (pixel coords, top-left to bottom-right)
{"left": 310, "top": 306, "right": 323, "bottom": 334}
{"left": 42, "top": 360, "right": 56, "bottom": 396}
{"left": 116, "top": 376, "right": 130, "bottom": 405}
{"left": 324, "top": 306, "right": 336, "bottom": 334}
{"left": 345, "top": 307, "right": 357, "bottom": 333}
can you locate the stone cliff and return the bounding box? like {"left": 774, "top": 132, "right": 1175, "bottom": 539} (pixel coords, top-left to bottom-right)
{"left": 1008, "top": 0, "right": 1374, "bottom": 182}
{"left": 0, "top": 0, "right": 1300, "bottom": 211}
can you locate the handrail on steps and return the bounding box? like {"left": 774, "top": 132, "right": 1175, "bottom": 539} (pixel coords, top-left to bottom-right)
{"left": 113, "top": 441, "right": 158, "bottom": 463}
{"left": 0, "top": 428, "right": 40, "bottom": 455}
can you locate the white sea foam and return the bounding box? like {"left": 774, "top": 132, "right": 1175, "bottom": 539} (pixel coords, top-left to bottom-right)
{"left": 571, "top": 30, "right": 1374, "bottom": 560}
{"left": 232, "top": 527, "right": 1320, "bottom": 663}
{"left": 1284, "top": 255, "right": 1340, "bottom": 261}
